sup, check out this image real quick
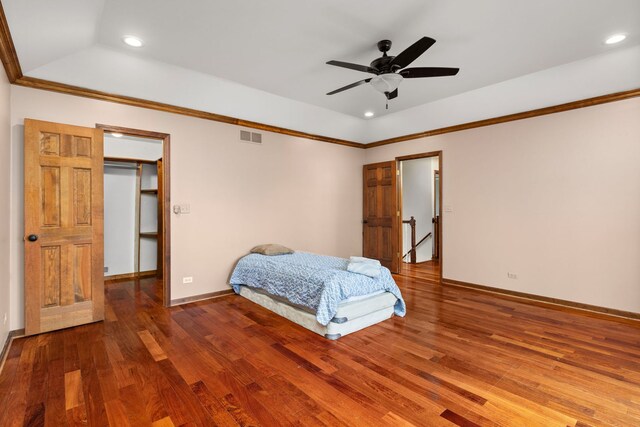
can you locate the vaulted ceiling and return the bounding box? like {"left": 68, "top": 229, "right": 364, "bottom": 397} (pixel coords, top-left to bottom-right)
{"left": 4, "top": 0, "right": 640, "bottom": 143}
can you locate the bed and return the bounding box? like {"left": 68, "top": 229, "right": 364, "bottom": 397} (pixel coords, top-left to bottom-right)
{"left": 230, "top": 252, "right": 406, "bottom": 339}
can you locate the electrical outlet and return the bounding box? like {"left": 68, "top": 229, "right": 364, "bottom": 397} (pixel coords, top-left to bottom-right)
{"left": 183, "top": 276, "right": 193, "bottom": 284}
{"left": 104, "top": 266, "right": 108, "bottom": 273}
{"left": 507, "top": 272, "right": 517, "bottom": 279}
{"left": 3, "top": 313, "right": 6, "bottom": 325}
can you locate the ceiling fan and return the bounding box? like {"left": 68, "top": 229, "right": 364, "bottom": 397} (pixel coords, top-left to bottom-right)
{"left": 326, "top": 37, "right": 459, "bottom": 106}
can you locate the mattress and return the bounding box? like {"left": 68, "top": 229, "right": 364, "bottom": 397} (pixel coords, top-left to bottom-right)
{"left": 230, "top": 252, "right": 406, "bottom": 325}
{"left": 238, "top": 285, "right": 397, "bottom": 339}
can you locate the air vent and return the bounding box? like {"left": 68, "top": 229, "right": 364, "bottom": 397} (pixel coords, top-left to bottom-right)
{"left": 240, "top": 130, "right": 262, "bottom": 144}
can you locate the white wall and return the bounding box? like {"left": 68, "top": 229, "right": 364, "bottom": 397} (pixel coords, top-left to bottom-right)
{"left": 105, "top": 134, "right": 163, "bottom": 160}
{"left": 27, "top": 45, "right": 369, "bottom": 142}
{"left": 401, "top": 157, "right": 436, "bottom": 263}
{"left": 9, "top": 85, "right": 364, "bottom": 330}
{"left": 366, "top": 97, "right": 640, "bottom": 314}
{"left": 104, "top": 165, "right": 137, "bottom": 275}
{"left": 0, "top": 71, "right": 11, "bottom": 344}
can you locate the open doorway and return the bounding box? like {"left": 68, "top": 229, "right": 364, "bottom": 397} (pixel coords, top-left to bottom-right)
{"left": 397, "top": 151, "right": 442, "bottom": 282}
{"left": 98, "top": 124, "right": 171, "bottom": 306}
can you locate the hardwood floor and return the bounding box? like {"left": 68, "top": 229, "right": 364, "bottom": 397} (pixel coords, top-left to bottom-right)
{"left": 400, "top": 260, "right": 441, "bottom": 282}
{"left": 1, "top": 275, "right": 639, "bottom": 426}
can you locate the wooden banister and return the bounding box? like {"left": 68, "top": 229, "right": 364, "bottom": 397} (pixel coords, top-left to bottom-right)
{"left": 402, "top": 232, "right": 432, "bottom": 262}
{"left": 402, "top": 216, "right": 435, "bottom": 264}
{"left": 414, "top": 232, "right": 432, "bottom": 250}
{"left": 402, "top": 217, "right": 417, "bottom": 263}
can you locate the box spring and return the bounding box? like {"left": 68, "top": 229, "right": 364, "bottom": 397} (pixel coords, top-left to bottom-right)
{"left": 238, "top": 286, "right": 397, "bottom": 340}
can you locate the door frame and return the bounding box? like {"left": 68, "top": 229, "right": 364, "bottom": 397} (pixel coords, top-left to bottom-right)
{"left": 433, "top": 169, "right": 440, "bottom": 260}
{"left": 97, "top": 124, "right": 172, "bottom": 306}
{"left": 396, "top": 150, "right": 443, "bottom": 283}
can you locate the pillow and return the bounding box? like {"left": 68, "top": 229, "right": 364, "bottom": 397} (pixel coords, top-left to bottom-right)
{"left": 250, "top": 244, "right": 294, "bottom": 256}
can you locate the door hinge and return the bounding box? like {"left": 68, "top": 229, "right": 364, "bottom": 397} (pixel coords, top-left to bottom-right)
{"left": 396, "top": 170, "right": 400, "bottom": 176}
{"left": 397, "top": 211, "right": 400, "bottom": 217}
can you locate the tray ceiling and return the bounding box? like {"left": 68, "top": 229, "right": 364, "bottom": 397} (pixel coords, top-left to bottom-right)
{"left": 4, "top": 0, "right": 640, "bottom": 142}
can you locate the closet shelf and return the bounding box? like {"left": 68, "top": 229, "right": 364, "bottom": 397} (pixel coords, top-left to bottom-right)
{"left": 139, "top": 232, "right": 158, "bottom": 238}
{"left": 141, "top": 189, "right": 158, "bottom": 194}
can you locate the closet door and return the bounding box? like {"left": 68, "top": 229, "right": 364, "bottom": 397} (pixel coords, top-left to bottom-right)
{"left": 24, "top": 119, "right": 104, "bottom": 335}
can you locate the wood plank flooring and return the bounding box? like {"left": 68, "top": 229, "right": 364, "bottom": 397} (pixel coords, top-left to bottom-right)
{"left": 400, "top": 260, "right": 441, "bottom": 282}
{"left": 1, "top": 273, "right": 639, "bottom": 426}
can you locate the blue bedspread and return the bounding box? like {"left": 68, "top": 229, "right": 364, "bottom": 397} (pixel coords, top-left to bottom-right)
{"left": 230, "top": 252, "right": 406, "bottom": 325}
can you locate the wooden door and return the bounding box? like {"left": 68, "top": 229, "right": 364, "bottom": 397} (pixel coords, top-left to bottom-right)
{"left": 362, "top": 161, "right": 399, "bottom": 273}
{"left": 24, "top": 119, "right": 104, "bottom": 335}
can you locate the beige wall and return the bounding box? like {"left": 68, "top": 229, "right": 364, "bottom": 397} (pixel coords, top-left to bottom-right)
{"left": 9, "top": 86, "right": 364, "bottom": 329}
{"left": 366, "top": 97, "right": 640, "bottom": 313}
{"left": 0, "top": 72, "right": 10, "bottom": 345}
{"left": 7, "top": 85, "right": 640, "bottom": 331}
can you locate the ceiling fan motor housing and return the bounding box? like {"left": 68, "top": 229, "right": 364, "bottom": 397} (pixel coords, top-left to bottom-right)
{"left": 371, "top": 40, "right": 400, "bottom": 73}
{"left": 377, "top": 39, "right": 392, "bottom": 53}
{"left": 370, "top": 56, "right": 397, "bottom": 73}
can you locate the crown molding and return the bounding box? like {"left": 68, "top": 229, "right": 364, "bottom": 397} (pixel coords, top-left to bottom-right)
{"left": 365, "top": 87, "right": 640, "bottom": 148}
{"left": 0, "top": 0, "right": 21, "bottom": 82}
{"left": 13, "top": 76, "right": 364, "bottom": 148}
{"left": 12, "top": 76, "right": 639, "bottom": 150}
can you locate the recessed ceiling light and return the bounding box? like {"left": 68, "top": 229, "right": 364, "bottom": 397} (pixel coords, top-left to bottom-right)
{"left": 111, "top": 132, "right": 123, "bottom": 138}
{"left": 364, "top": 111, "right": 374, "bottom": 118}
{"left": 605, "top": 34, "right": 626, "bottom": 45}
{"left": 122, "top": 35, "right": 144, "bottom": 47}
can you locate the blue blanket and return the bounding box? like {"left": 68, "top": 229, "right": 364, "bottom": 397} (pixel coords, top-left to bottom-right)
{"left": 230, "top": 252, "right": 406, "bottom": 325}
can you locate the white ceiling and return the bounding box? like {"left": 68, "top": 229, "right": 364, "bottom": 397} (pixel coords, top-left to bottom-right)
{"left": 4, "top": 0, "right": 640, "bottom": 142}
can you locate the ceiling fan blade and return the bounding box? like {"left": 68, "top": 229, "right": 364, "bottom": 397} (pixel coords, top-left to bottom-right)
{"left": 390, "top": 37, "right": 436, "bottom": 69}
{"left": 387, "top": 88, "right": 398, "bottom": 100}
{"left": 326, "top": 78, "right": 372, "bottom": 95}
{"left": 326, "top": 60, "right": 378, "bottom": 74}
{"left": 400, "top": 67, "right": 460, "bottom": 78}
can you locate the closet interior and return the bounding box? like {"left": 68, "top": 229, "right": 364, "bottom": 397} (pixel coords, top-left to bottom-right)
{"left": 103, "top": 134, "right": 164, "bottom": 283}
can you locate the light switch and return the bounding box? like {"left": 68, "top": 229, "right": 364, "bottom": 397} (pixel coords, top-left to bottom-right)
{"left": 173, "top": 204, "right": 190, "bottom": 214}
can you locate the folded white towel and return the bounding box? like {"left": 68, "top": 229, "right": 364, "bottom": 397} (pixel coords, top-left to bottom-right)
{"left": 349, "top": 256, "right": 381, "bottom": 266}
{"left": 347, "top": 261, "right": 381, "bottom": 278}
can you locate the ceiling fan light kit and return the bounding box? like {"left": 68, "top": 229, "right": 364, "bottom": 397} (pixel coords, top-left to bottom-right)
{"left": 370, "top": 73, "right": 403, "bottom": 95}
{"left": 326, "top": 37, "right": 459, "bottom": 109}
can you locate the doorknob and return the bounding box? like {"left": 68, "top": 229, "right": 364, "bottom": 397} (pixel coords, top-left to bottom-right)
{"left": 27, "top": 234, "right": 38, "bottom": 242}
